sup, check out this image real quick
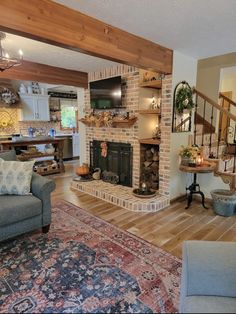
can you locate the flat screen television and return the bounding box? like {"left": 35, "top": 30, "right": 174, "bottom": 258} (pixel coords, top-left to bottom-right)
{"left": 90, "top": 76, "right": 123, "bottom": 109}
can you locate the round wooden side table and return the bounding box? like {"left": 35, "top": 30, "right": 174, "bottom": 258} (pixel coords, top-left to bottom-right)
{"left": 179, "top": 163, "right": 215, "bottom": 209}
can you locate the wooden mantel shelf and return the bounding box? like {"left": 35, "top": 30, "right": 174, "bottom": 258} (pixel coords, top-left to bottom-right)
{"left": 139, "top": 80, "right": 162, "bottom": 89}
{"left": 137, "top": 109, "right": 161, "bottom": 115}
{"left": 80, "top": 117, "right": 137, "bottom": 128}
{"left": 139, "top": 138, "right": 161, "bottom": 145}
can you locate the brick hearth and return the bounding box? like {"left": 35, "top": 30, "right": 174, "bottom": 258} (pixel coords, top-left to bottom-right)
{"left": 71, "top": 180, "right": 169, "bottom": 212}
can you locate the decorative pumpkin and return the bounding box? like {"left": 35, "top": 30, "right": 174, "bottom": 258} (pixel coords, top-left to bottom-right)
{"left": 76, "top": 163, "right": 90, "bottom": 176}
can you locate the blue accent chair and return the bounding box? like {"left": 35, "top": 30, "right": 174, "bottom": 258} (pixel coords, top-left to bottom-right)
{"left": 180, "top": 240, "right": 236, "bottom": 313}
{"left": 0, "top": 150, "right": 56, "bottom": 241}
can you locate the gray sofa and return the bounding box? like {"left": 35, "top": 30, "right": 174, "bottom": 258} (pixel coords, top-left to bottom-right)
{"left": 180, "top": 240, "right": 236, "bottom": 313}
{"left": 0, "top": 150, "right": 56, "bottom": 242}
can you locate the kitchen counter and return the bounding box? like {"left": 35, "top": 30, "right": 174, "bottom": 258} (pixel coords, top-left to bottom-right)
{"left": 0, "top": 137, "right": 65, "bottom": 145}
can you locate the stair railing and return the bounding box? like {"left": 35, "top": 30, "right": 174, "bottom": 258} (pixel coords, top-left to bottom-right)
{"left": 192, "top": 88, "right": 236, "bottom": 166}
{"left": 175, "top": 116, "right": 191, "bottom": 132}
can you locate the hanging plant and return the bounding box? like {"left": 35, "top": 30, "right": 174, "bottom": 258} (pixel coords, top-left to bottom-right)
{"left": 174, "top": 81, "right": 194, "bottom": 114}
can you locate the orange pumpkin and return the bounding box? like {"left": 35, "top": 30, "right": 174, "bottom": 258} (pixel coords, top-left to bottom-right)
{"left": 76, "top": 163, "right": 90, "bottom": 176}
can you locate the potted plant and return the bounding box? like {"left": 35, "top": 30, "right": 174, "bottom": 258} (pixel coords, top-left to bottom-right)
{"left": 179, "top": 145, "right": 200, "bottom": 166}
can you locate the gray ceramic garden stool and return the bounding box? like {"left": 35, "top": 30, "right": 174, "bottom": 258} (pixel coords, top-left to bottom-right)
{"left": 211, "top": 189, "right": 236, "bottom": 217}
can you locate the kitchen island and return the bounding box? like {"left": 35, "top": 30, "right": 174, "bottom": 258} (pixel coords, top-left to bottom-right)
{"left": 0, "top": 137, "right": 65, "bottom": 175}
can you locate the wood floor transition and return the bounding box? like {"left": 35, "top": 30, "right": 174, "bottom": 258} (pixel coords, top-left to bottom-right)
{"left": 51, "top": 160, "right": 236, "bottom": 259}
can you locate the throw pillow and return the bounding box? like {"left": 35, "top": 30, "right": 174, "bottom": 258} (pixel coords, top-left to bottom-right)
{"left": 0, "top": 159, "right": 35, "bottom": 195}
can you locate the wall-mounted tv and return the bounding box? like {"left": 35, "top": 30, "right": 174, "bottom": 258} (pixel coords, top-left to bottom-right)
{"left": 90, "top": 76, "right": 123, "bottom": 109}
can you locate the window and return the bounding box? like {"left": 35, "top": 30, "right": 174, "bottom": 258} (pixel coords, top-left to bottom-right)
{"left": 60, "top": 100, "right": 78, "bottom": 129}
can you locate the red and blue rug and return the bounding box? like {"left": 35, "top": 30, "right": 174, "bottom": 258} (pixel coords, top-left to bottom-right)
{"left": 0, "top": 200, "right": 181, "bottom": 313}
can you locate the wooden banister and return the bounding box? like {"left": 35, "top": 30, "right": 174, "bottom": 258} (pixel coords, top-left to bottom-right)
{"left": 219, "top": 92, "right": 236, "bottom": 108}
{"left": 193, "top": 88, "right": 236, "bottom": 122}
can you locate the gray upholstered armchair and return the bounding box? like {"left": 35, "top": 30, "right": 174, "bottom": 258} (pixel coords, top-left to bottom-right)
{"left": 180, "top": 240, "right": 236, "bottom": 313}
{"left": 0, "top": 150, "right": 56, "bottom": 242}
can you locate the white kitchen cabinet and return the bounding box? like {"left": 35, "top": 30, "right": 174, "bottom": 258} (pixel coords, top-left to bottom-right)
{"left": 72, "top": 133, "right": 80, "bottom": 157}
{"left": 19, "top": 94, "right": 50, "bottom": 121}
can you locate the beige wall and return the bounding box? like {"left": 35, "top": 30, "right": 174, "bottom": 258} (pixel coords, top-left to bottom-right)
{"left": 197, "top": 52, "right": 236, "bottom": 101}
{"left": 220, "top": 69, "right": 236, "bottom": 101}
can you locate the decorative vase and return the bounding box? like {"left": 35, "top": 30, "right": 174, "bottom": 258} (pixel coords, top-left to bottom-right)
{"left": 181, "top": 156, "right": 190, "bottom": 166}
{"left": 92, "top": 168, "right": 101, "bottom": 180}
{"left": 76, "top": 163, "right": 90, "bottom": 176}
{"left": 19, "top": 83, "right": 27, "bottom": 94}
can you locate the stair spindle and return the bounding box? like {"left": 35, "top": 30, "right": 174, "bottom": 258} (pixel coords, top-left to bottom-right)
{"left": 233, "top": 123, "right": 236, "bottom": 173}
{"left": 217, "top": 110, "right": 223, "bottom": 158}
{"left": 201, "top": 100, "right": 206, "bottom": 146}
{"left": 224, "top": 117, "right": 230, "bottom": 145}
{"left": 194, "top": 95, "right": 198, "bottom": 145}
{"left": 209, "top": 105, "right": 214, "bottom": 157}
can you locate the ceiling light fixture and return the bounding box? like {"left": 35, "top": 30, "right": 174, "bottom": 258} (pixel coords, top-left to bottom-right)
{"left": 0, "top": 32, "right": 23, "bottom": 72}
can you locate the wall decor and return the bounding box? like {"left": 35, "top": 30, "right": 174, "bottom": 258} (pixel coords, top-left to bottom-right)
{"left": 0, "top": 86, "right": 19, "bottom": 105}
{"left": 172, "top": 81, "right": 194, "bottom": 133}
{"left": 0, "top": 110, "right": 13, "bottom": 128}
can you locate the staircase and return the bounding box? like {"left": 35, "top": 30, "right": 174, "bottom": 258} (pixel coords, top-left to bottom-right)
{"left": 191, "top": 88, "right": 236, "bottom": 191}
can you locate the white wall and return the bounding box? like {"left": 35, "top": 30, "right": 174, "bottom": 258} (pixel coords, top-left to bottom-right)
{"left": 170, "top": 50, "right": 197, "bottom": 199}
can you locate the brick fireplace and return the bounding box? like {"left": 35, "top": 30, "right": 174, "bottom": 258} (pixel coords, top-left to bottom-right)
{"left": 84, "top": 66, "right": 140, "bottom": 188}
{"left": 73, "top": 65, "right": 172, "bottom": 212}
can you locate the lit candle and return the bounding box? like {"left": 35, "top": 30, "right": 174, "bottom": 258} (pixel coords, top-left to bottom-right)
{"left": 196, "top": 154, "right": 203, "bottom": 166}
{"left": 141, "top": 182, "right": 147, "bottom": 192}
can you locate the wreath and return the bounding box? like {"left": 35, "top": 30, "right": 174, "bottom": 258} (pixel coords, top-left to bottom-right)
{"left": 174, "top": 81, "right": 194, "bottom": 114}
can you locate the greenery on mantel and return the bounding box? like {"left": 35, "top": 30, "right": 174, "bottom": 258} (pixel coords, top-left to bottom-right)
{"left": 174, "top": 81, "right": 194, "bottom": 114}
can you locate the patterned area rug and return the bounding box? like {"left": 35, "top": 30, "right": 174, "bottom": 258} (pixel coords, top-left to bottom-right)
{"left": 0, "top": 200, "right": 181, "bottom": 313}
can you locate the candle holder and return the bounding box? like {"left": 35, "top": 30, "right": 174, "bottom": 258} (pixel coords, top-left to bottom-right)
{"left": 196, "top": 154, "right": 203, "bottom": 166}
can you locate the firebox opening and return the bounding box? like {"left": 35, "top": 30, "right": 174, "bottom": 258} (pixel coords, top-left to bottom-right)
{"left": 90, "top": 140, "right": 133, "bottom": 187}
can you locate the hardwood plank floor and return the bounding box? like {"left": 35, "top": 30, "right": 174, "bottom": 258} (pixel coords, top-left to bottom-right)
{"left": 50, "top": 160, "right": 236, "bottom": 259}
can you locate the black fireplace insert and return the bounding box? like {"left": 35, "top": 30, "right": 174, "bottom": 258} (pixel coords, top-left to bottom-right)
{"left": 90, "top": 140, "right": 133, "bottom": 187}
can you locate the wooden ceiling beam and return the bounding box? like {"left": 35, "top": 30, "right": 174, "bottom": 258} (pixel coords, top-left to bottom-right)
{"left": 0, "top": 60, "right": 88, "bottom": 88}
{"left": 0, "top": 0, "right": 173, "bottom": 74}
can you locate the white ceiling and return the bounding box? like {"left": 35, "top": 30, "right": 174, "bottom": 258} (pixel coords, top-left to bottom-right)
{"left": 3, "top": 33, "right": 120, "bottom": 73}
{"left": 2, "top": 0, "right": 236, "bottom": 74}
{"left": 54, "top": 0, "right": 236, "bottom": 59}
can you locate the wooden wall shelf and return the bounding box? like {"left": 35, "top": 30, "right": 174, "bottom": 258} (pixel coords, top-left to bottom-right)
{"left": 139, "top": 138, "right": 161, "bottom": 145}
{"left": 112, "top": 117, "right": 137, "bottom": 128}
{"left": 137, "top": 109, "right": 161, "bottom": 115}
{"left": 139, "top": 80, "right": 162, "bottom": 89}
